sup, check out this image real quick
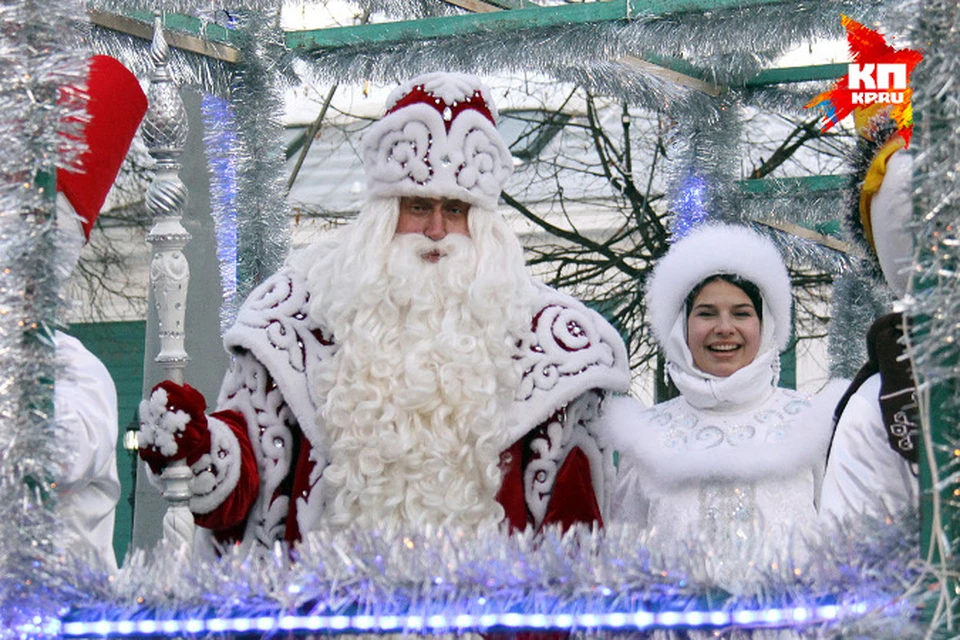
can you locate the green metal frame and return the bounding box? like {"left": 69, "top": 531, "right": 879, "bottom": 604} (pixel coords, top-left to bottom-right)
{"left": 737, "top": 175, "right": 848, "bottom": 194}
{"left": 101, "top": 3, "right": 846, "bottom": 89}
{"left": 285, "top": 0, "right": 797, "bottom": 52}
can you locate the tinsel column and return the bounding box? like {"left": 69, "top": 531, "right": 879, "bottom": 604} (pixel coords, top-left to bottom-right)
{"left": 828, "top": 272, "right": 890, "bottom": 379}
{"left": 903, "top": 0, "right": 960, "bottom": 633}
{"left": 663, "top": 94, "right": 742, "bottom": 238}
{"left": 228, "top": 3, "right": 289, "bottom": 302}
{"left": 200, "top": 95, "right": 239, "bottom": 334}
{"left": 0, "top": 0, "right": 90, "bottom": 635}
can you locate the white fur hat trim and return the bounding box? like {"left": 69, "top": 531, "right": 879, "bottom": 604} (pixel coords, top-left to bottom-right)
{"left": 361, "top": 72, "right": 514, "bottom": 209}
{"left": 647, "top": 223, "right": 792, "bottom": 351}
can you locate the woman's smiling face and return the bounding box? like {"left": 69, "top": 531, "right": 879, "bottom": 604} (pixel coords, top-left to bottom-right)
{"left": 686, "top": 278, "right": 762, "bottom": 377}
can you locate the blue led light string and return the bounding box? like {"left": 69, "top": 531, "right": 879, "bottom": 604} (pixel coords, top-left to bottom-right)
{"left": 200, "top": 93, "right": 239, "bottom": 332}
{"left": 57, "top": 596, "right": 879, "bottom": 637}
{"left": 671, "top": 170, "right": 710, "bottom": 239}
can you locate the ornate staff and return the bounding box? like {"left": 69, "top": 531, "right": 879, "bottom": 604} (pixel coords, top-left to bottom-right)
{"left": 141, "top": 11, "right": 194, "bottom": 552}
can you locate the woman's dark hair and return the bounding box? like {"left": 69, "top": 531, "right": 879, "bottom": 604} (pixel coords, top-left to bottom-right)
{"left": 684, "top": 274, "right": 763, "bottom": 322}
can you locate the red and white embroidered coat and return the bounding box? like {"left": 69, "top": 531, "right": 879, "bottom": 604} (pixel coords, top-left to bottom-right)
{"left": 185, "top": 267, "right": 631, "bottom": 549}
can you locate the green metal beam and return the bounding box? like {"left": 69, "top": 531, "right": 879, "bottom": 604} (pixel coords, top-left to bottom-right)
{"left": 286, "top": 0, "right": 794, "bottom": 51}
{"left": 737, "top": 174, "right": 849, "bottom": 194}
{"left": 90, "top": 9, "right": 242, "bottom": 63}
{"left": 738, "top": 175, "right": 853, "bottom": 253}
{"left": 745, "top": 63, "right": 846, "bottom": 87}
{"left": 119, "top": 9, "right": 239, "bottom": 47}
{"left": 287, "top": 1, "right": 621, "bottom": 50}
{"left": 443, "top": 0, "right": 539, "bottom": 9}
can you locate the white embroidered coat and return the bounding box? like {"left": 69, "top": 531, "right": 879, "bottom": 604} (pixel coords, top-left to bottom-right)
{"left": 607, "top": 383, "right": 842, "bottom": 586}
{"left": 183, "top": 267, "right": 631, "bottom": 549}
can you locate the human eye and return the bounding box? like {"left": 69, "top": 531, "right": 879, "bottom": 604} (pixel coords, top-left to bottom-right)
{"left": 410, "top": 201, "right": 438, "bottom": 216}
{"left": 444, "top": 201, "right": 468, "bottom": 216}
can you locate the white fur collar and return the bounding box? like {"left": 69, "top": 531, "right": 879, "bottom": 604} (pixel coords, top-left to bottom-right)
{"left": 604, "top": 380, "right": 846, "bottom": 489}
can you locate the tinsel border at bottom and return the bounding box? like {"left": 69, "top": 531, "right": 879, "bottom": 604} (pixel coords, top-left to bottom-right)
{"left": 37, "top": 514, "right": 930, "bottom": 638}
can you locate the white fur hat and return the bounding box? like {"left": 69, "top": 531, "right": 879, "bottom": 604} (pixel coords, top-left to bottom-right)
{"left": 646, "top": 224, "right": 792, "bottom": 351}
{"left": 361, "top": 72, "right": 514, "bottom": 210}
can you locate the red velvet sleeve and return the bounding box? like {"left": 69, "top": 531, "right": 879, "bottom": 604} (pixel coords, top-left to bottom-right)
{"left": 193, "top": 409, "right": 260, "bottom": 537}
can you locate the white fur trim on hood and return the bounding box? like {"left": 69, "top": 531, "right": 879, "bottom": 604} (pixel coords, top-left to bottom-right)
{"left": 647, "top": 223, "right": 792, "bottom": 353}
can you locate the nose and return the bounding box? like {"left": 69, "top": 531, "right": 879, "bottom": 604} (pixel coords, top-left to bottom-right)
{"left": 423, "top": 206, "right": 446, "bottom": 241}
{"left": 715, "top": 314, "right": 735, "bottom": 334}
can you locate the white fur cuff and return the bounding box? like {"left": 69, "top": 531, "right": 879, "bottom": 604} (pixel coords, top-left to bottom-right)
{"left": 188, "top": 416, "right": 242, "bottom": 515}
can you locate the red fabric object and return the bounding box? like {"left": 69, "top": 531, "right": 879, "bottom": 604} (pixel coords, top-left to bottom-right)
{"left": 496, "top": 439, "right": 530, "bottom": 533}
{"left": 540, "top": 447, "right": 603, "bottom": 531}
{"left": 285, "top": 436, "right": 316, "bottom": 544}
{"left": 195, "top": 410, "right": 262, "bottom": 532}
{"left": 138, "top": 381, "right": 211, "bottom": 474}
{"left": 386, "top": 83, "right": 495, "bottom": 132}
{"left": 57, "top": 55, "right": 147, "bottom": 240}
{"left": 487, "top": 447, "right": 601, "bottom": 640}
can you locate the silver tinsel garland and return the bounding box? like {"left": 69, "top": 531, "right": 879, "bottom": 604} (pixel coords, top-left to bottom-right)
{"left": 86, "top": 0, "right": 288, "bottom": 98}
{"left": 0, "top": 0, "right": 949, "bottom": 636}
{"left": 898, "top": 0, "right": 960, "bottom": 633}
{"left": 662, "top": 93, "right": 741, "bottom": 237}
{"left": 89, "top": 0, "right": 294, "bottom": 309}
{"left": 299, "top": 0, "right": 882, "bottom": 88}
{"left": 901, "top": 0, "right": 960, "bottom": 393}
{"left": 52, "top": 519, "right": 923, "bottom": 636}
{"left": 228, "top": 5, "right": 291, "bottom": 300}
{"left": 827, "top": 271, "right": 891, "bottom": 379}
{"left": 0, "top": 1, "right": 106, "bottom": 637}
{"left": 88, "top": 0, "right": 282, "bottom": 18}
{"left": 88, "top": 27, "right": 237, "bottom": 98}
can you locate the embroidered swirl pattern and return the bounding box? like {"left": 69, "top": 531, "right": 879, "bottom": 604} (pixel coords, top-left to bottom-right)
{"left": 515, "top": 301, "right": 616, "bottom": 401}
{"left": 523, "top": 391, "right": 607, "bottom": 526}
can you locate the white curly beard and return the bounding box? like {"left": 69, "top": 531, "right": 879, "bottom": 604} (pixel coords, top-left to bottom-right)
{"left": 301, "top": 198, "right": 534, "bottom": 531}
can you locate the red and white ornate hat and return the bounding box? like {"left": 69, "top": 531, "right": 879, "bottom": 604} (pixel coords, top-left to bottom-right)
{"left": 57, "top": 55, "right": 148, "bottom": 241}
{"left": 361, "top": 72, "right": 514, "bottom": 210}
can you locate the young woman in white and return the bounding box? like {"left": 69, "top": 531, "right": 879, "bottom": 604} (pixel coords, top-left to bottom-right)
{"left": 606, "top": 224, "right": 842, "bottom": 588}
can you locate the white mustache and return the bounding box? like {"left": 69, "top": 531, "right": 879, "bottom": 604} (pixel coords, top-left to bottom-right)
{"left": 396, "top": 233, "right": 470, "bottom": 260}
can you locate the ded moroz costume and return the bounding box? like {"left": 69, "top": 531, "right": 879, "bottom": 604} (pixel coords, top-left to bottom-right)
{"left": 137, "top": 72, "right": 631, "bottom": 550}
